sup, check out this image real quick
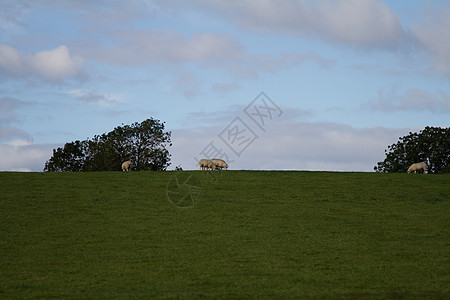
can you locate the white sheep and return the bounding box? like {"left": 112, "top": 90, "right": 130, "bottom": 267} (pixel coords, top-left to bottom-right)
{"left": 122, "top": 161, "right": 132, "bottom": 172}
{"left": 211, "top": 158, "right": 228, "bottom": 170}
{"left": 407, "top": 162, "right": 427, "bottom": 174}
{"left": 199, "top": 159, "right": 216, "bottom": 170}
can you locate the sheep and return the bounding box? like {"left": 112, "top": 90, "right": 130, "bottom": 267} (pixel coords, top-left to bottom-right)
{"left": 199, "top": 159, "right": 208, "bottom": 170}
{"left": 206, "top": 160, "right": 216, "bottom": 170}
{"left": 211, "top": 158, "right": 228, "bottom": 170}
{"left": 122, "top": 161, "right": 132, "bottom": 172}
{"left": 407, "top": 162, "right": 427, "bottom": 174}
{"left": 199, "top": 159, "right": 216, "bottom": 171}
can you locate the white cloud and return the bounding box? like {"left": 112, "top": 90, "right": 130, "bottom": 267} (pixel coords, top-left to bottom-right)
{"left": 156, "top": 0, "right": 450, "bottom": 77}
{"left": 315, "top": 0, "right": 405, "bottom": 47}
{"left": 0, "top": 140, "right": 56, "bottom": 172}
{"left": 159, "top": 0, "right": 405, "bottom": 49}
{"left": 0, "top": 44, "right": 83, "bottom": 81}
{"left": 30, "top": 45, "right": 83, "bottom": 81}
{"left": 176, "top": 0, "right": 450, "bottom": 75}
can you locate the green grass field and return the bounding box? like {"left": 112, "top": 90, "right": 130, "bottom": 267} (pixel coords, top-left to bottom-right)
{"left": 1, "top": 171, "right": 449, "bottom": 299}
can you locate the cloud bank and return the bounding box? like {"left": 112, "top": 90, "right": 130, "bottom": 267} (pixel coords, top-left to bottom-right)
{"left": 157, "top": 0, "right": 450, "bottom": 74}
{"left": 0, "top": 140, "right": 55, "bottom": 172}
{"left": 170, "top": 121, "right": 409, "bottom": 172}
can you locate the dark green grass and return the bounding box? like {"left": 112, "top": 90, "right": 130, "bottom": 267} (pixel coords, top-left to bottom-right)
{"left": 1, "top": 171, "right": 449, "bottom": 299}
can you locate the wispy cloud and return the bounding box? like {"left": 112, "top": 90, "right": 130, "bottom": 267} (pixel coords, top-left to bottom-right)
{"left": 202, "top": 51, "right": 334, "bottom": 80}
{"left": 83, "top": 31, "right": 243, "bottom": 65}
{"left": 77, "top": 27, "right": 333, "bottom": 96}
{"left": 410, "top": 6, "right": 450, "bottom": 74}
{"left": 0, "top": 97, "right": 32, "bottom": 141}
{"left": 0, "top": 127, "right": 31, "bottom": 142}
{"left": 68, "top": 89, "right": 123, "bottom": 106}
{"left": 0, "top": 0, "right": 31, "bottom": 29}
{"left": 0, "top": 97, "right": 26, "bottom": 119}
{"left": 363, "top": 88, "right": 450, "bottom": 113}
{"left": 182, "top": 105, "right": 312, "bottom": 128}
{"left": 210, "top": 81, "right": 242, "bottom": 95}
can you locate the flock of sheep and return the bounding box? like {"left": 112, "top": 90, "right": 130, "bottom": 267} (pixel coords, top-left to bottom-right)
{"left": 121, "top": 158, "right": 228, "bottom": 171}
{"left": 122, "top": 159, "right": 426, "bottom": 173}
{"left": 198, "top": 158, "right": 228, "bottom": 170}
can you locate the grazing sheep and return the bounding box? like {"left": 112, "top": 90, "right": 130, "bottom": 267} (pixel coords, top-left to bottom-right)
{"left": 211, "top": 158, "right": 228, "bottom": 170}
{"left": 407, "top": 162, "right": 427, "bottom": 174}
{"left": 207, "top": 160, "right": 217, "bottom": 170}
{"left": 199, "top": 159, "right": 207, "bottom": 170}
{"left": 199, "top": 159, "right": 216, "bottom": 170}
{"left": 122, "top": 161, "right": 132, "bottom": 172}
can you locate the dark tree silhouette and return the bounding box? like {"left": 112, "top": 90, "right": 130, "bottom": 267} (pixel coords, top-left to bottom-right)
{"left": 375, "top": 127, "right": 450, "bottom": 174}
{"left": 44, "top": 118, "right": 172, "bottom": 172}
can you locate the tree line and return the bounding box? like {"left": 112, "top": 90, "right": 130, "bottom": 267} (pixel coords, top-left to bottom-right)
{"left": 44, "top": 120, "right": 448, "bottom": 173}
{"left": 375, "top": 126, "right": 450, "bottom": 174}
{"left": 44, "top": 118, "right": 172, "bottom": 172}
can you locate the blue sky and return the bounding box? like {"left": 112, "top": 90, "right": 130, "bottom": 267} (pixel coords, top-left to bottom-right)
{"left": 1, "top": 0, "right": 449, "bottom": 171}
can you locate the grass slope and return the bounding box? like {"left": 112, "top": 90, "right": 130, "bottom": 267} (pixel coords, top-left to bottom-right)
{"left": 1, "top": 171, "right": 449, "bottom": 299}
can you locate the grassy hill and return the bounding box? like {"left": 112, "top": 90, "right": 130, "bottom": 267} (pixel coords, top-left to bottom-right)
{"left": 1, "top": 171, "right": 449, "bottom": 299}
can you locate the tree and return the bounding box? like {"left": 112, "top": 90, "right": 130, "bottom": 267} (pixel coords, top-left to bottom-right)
{"left": 375, "top": 126, "right": 450, "bottom": 174}
{"left": 118, "top": 118, "right": 172, "bottom": 171}
{"left": 44, "top": 140, "right": 86, "bottom": 172}
{"left": 44, "top": 118, "right": 172, "bottom": 172}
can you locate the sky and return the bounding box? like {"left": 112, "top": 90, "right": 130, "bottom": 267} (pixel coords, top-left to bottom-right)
{"left": 1, "top": 0, "right": 449, "bottom": 172}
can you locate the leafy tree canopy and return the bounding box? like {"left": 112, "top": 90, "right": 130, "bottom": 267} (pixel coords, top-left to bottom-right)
{"left": 44, "top": 118, "right": 172, "bottom": 172}
{"left": 375, "top": 126, "right": 450, "bottom": 174}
